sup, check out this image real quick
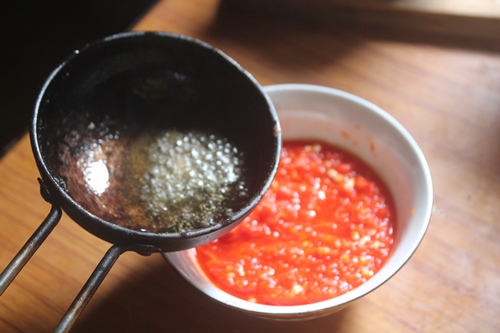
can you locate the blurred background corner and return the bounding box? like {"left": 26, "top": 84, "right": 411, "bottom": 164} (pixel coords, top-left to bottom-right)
{"left": 0, "top": 0, "right": 158, "bottom": 157}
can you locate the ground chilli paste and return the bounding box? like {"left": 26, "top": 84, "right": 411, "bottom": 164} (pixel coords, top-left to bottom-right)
{"left": 195, "top": 140, "right": 395, "bottom": 306}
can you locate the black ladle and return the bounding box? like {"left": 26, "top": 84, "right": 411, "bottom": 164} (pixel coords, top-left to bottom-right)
{"left": 0, "top": 31, "right": 281, "bottom": 332}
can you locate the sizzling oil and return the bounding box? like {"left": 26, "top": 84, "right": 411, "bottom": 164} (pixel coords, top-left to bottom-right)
{"left": 60, "top": 122, "right": 249, "bottom": 233}
{"left": 128, "top": 130, "right": 248, "bottom": 233}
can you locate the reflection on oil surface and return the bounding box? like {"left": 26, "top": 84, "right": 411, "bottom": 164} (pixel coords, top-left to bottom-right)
{"left": 83, "top": 160, "right": 109, "bottom": 195}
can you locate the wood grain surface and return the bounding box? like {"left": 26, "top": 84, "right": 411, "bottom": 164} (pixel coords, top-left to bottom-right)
{"left": 1, "top": 0, "right": 499, "bottom": 332}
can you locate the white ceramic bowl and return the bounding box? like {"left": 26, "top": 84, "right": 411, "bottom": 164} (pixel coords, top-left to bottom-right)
{"left": 163, "top": 84, "right": 433, "bottom": 320}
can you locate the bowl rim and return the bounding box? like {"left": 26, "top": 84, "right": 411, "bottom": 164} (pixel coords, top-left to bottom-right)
{"left": 164, "top": 83, "right": 433, "bottom": 317}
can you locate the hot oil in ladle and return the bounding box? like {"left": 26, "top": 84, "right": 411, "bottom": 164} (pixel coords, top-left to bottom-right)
{"left": 131, "top": 130, "right": 249, "bottom": 233}
{"left": 59, "top": 119, "right": 249, "bottom": 233}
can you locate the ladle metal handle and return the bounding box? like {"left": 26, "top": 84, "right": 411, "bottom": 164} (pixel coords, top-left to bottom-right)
{"left": 54, "top": 244, "right": 159, "bottom": 333}
{"left": 0, "top": 205, "right": 62, "bottom": 295}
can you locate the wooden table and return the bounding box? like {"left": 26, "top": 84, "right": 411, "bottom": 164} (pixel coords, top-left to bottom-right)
{"left": 1, "top": 0, "right": 499, "bottom": 332}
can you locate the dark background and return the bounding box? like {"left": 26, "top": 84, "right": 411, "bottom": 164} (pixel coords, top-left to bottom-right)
{"left": 1, "top": 1, "right": 157, "bottom": 157}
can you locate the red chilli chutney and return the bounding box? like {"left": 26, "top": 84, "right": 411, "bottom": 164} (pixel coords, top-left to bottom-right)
{"left": 195, "top": 140, "right": 395, "bottom": 306}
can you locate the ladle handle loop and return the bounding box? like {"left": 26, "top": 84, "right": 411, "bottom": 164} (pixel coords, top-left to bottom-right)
{"left": 54, "top": 244, "right": 159, "bottom": 333}
{"left": 0, "top": 204, "right": 62, "bottom": 296}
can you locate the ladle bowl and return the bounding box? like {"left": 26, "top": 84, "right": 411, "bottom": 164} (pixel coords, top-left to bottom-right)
{"left": 0, "top": 31, "right": 281, "bottom": 332}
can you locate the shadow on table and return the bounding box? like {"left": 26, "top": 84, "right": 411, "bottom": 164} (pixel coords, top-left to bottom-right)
{"left": 71, "top": 254, "right": 354, "bottom": 333}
